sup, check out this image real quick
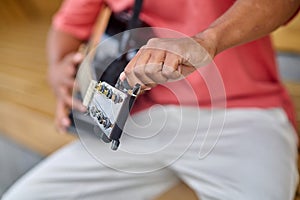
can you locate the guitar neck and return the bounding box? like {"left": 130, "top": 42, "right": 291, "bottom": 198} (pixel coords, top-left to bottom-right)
{"left": 76, "top": 4, "right": 112, "bottom": 98}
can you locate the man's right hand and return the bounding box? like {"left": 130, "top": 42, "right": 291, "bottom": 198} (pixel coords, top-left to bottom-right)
{"left": 48, "top": 52, "right": 86, "bottom": 133}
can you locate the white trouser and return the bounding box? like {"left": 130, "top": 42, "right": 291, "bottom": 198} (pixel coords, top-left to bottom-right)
{"left": 2, "top": 106, "right": 299, "bottom": 200}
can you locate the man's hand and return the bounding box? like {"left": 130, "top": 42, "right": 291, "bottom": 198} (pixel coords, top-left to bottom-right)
{"left": 48, "top": 52, "right": 85, "bottom": 133}
{"left": 121, "top": 36, "right": 216, "bottom": 89}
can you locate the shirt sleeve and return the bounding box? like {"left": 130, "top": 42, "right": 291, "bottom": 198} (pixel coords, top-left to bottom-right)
{"left": 52, "top": 0, "right": 103, "bottom": 40}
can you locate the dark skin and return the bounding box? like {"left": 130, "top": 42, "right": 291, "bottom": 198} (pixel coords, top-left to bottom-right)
{"left": 47, "top": 0, "right": 300, "bottom": 133}
{"left": 123, "top": 0, "right": 300, "bottom": 86}
{"left": 47, "top": 29, "right": 84, "bottom": 132}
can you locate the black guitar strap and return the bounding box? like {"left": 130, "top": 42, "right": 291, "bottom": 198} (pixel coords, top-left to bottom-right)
{"left": 98, "top": 0, "right": 146, "bottom": 86}
{"left": 129, "top": 0, "right": 144, "bottom": 29}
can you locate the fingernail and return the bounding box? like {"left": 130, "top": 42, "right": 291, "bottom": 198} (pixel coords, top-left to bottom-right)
{"left": 119, "top": 72, "right": 126, "bottom": 81}
{"left": 62, "top": 118, "right": 70, "bottom": 126}
{"left": 74, "top": 53, "right": 83, "bottom": 61}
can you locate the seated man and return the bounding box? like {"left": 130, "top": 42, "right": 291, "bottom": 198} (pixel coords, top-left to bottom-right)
{"left": 3, "top": 0, "right": 300, "bottom": 199}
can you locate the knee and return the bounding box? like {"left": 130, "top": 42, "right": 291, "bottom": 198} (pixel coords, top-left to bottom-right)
{"left": 2, "top": 188, "right": 20, "bottom": 200}
{"left": 1, "top": 181, "right": 38, "bottom": 200}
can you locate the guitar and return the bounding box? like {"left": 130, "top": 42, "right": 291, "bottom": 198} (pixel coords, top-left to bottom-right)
{"left": 68, "top": 0, "right": 154, "bottom": 150}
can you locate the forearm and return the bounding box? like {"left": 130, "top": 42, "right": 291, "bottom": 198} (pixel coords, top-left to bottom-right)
{"left": 195, "top": 0, "right": 300, "bottom": 56}
{"left": 47, "top": 27, "right": 83, "bottom": 67}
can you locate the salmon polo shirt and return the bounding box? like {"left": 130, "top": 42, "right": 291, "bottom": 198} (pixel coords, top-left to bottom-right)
{"left": 53, "top": 0, "right": 296, "bottom": 126}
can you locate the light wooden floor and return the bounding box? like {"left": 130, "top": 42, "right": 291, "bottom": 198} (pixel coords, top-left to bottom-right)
{"left": 0, "top": 20, "right": 75, "bottom": 156}
{"left": 272, "top": 13, "right": 300, "bottom": 54}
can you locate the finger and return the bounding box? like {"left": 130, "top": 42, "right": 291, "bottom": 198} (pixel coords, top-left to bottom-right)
{"left": 73, "top": 80, "right": 80, "bottom": 90}
{"left": 73, "top": 98, "right": 86, "bottom": 112}
{"left": 61, "top": 53, "right": 83, "bottom": 78}
{"left": 63, "top": 54, "right": 82, "bottom": 77}
{"left": 144, "top": 49, "right": 168, "bottom": 84}
{"left": 119, "top": 72, "right": 126, "bottom": 81}
{"left": 58, "top": 87, "right": 72, "bottom": 106}
{"left": 61, "top": 76, "right": 75, "bottom": 88}
{"left": 64, "top": 87, "right": 86, "bottom": 112}
{"left": 133, "top": 49, "right": 156, "bottom": 86}
{"left": 161, "top": 52, "right": 182, "bottom": 80}
{"left": 60, "top": 88, "right": 86, "bottom": 112}
{"left": 65, "top": 52, "right": 84, "bottom": 65}
{"left": 124, "top": 50, "right": 148, "bottom": 88}
{"left": 55, "top": 99, "right": 70, "bottom": 134}
{"left": 178, "top": 64, "right": 196, "bottom": 77}
{"left": 60, "top": 88, "right": 74, "bottom": 111}
{"left": 73, "top": 52, "right": 84, "bottom": 63}
{"left": 71, "top": 53, "right": 83, "bottom": 73}
{"left": 66, "top": 63, "right": 77, "bottom": 77}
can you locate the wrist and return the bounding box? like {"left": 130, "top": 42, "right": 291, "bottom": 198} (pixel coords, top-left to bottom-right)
{"left": 192, "top": 28, "right": 220, "bottom": 59}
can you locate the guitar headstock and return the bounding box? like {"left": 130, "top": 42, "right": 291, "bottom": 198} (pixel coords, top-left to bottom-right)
{"left": 83, "top": 80, "right": 141, "bottom": 150}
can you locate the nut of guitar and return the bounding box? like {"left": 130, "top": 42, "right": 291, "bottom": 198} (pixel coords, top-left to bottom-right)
{"left": 82, "top": 80, "right": 97, "bottom": 107}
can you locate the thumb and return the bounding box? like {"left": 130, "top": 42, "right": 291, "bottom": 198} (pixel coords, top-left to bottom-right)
{"left": 72, "top": 52, "right": 84, "bottom": 64}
